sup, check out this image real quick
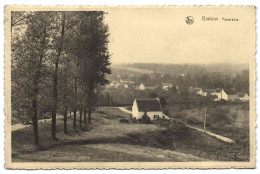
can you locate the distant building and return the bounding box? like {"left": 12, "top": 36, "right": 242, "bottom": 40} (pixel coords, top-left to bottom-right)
{"left": 239, "top": 93, "right": 249, "bottom": 102}
{"left": 135, "top": 83, "right": 146, "bottom": 90}
{"left": 204, "top": 89, "right": 215, "bottom": 96}
{"left": 132, "top": 98, "right": 164, "bottom": 120}
{"left": 123, "top": 84, "right": 129, "bottom": 88}
{"left": 214, "top": 88, "right": 227, "bottom": 101}
{"left": 108, "top": 81, "right": 120, "bottom": 88}
{"left": 161, "top": 83, "right": 173, "bottom": 91}
{"left": 196, "top": 88, "right": 203, "bottom": 95}
{"left": 189, "top": 87, "right": 202, "bottom": 94}
{"left": 135, "top": 82, "right": 157, "bottom": 91}
{"left": 224, "top": 89, "right": 239, "bottom": 101}
{"left": 214, "top": 88, "right": 239, "bottom": 101}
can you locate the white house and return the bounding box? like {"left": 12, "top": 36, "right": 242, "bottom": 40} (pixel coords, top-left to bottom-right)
{"left": 239, "top": 93, "right": 249, "bottom": 102}
{"left": 214, "top": 89, "right": 239, "bottom": 101}
{"left": 135, "top": 83, "right": 146, "bottom": 90}
{"left": 161, "top": 83, "right": 173, "bottom": 90}
{"left": 214, "top": 88, "right": 228, "bottom": 101}
{"left": 135, "top": 83, "right": 157, "bottom": 91}
{"left": 224, "top": 89, "right": 239, "bottom": 101}
{"left": 132, "top": 98, "right": 164, "bottom": 120}
{"left": 196, "top": 89, "right": 203, "bottom": 95}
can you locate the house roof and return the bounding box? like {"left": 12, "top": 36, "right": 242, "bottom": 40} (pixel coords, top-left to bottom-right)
{"left": 201, "top": 89, "right": 215, "bottom": 93}
{"left": 238, "top": 93, "right": 248, "bottom": 97}
{"left": 215, "top": 88, "right": 222, "bottom": 93}
{"left": 205, "top": 89, "right": 215, "bottom": 93}
{"left": 224, "top": 89, "right": 237, "bottom": 95}
{"left": 136, "top": 98, "right": 162, "bottom": 112}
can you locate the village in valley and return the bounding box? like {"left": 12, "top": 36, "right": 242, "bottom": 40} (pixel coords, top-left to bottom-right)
{"left": 10, "top": 10, "right": 251, "bottom": 163}
{"left": 101, "top": 64, "right": 249, "bottom": 109}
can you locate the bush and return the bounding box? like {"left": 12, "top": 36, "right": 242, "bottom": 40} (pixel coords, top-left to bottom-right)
{"left": 168, "top": 122, "right": 192, "bottom": 141}
{"left": 207, "top": 107, "right": 231, "bottom": 127}
{"left": 153, "top": 117, "right": 171, "bottom": 126}
{"left": 140, "top": 114, "right": 151, "bottom": 124}
{"left": 187, "top": 117, "right": 201, "bottom": 125}
{"left": 131, "top": 117, "right": 138, "bottom": 123}
{"left": 240, "top": 103, "right": 249, "bottom": 111}
{"left": 119, "top": 119, "right": 129, "bottom": 123}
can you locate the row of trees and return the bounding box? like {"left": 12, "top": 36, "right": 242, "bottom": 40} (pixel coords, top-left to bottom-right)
{"left": 11, "top": 11, "right": 111, "bottom": 146}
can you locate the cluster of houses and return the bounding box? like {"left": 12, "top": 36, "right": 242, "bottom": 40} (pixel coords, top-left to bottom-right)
{"left": 108, "top": 70, "right": 249, "bottom": 103}
{"left": 134, "top": 82, "right": 175, "bottom": 91}
{"left": 108, "top": 79, "right": 135, "bottom": 89}
{"left": 188, "top": 87, "right": 249, "bottom": 102}
{"left": 108, "top": 78, "right": 175, "bottom": 91}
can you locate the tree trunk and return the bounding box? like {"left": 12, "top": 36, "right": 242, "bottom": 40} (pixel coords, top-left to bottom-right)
{"left": 70, "top": 111, "right": 71, "bottom": 118}
{"left": 88, "top": 109, "right": 91, "bottom": 124}
{"left": 73, "top": 55, "right": 79, "bottom": 129}
{"left": 63, "top": 105, "right": 67, "bottom": 134}
{"left": 84, "top": 108, "right": 87, "bottom": 124}
{"left": 31, "top": 26, "right": 47, "bottom": 146}
{"left": 73, "top": 110, "right": 76, "bottom": 129}
{"left": 51, "top": 12, "right": 66, "bottom": 140}
{"left": 79, "top": 108, "right": 82, "bottom": 127}
{"left": 87, "top": 82, "right": 93, "bottom": 124}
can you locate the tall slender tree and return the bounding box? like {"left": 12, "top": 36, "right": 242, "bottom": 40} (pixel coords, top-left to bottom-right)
{"left": 51, "top": 12, "right": 66, "bottom": 140}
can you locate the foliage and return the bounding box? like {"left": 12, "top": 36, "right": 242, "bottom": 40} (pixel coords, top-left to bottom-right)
{"left": 11, "top": 11, "right": 111, "bottom": 145}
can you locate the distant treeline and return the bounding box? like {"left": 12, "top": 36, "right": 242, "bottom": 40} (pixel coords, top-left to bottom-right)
{"left": 114, "top": 63, "right": 249, "bottom": 93}
{"left": 123, "top": 63, "right": 248, "bottom": 76}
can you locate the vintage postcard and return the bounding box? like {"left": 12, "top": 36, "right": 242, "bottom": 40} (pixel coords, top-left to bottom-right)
{"left": 5, "top": 6, "right": 256, "bottom": 169}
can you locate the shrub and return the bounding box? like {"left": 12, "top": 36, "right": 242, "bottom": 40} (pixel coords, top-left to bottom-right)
{"left": 168, "top": 122, "right": 192, "bottom": 141}
{"left": 187, "top": 117, "right": 201, "bottom": 125}
{"left": 119, "top": 119, "right": 129, "bottom": 123}
{"left": 207, "top": 107, "right": 231, "bottom": 128}
{"left": 131, "top": 117, "right": 138, "bottom": 123}
{"left": 140, "top": 114, "right": 151, "bottom": 124}
{"left": 240, "top": 103, "right": 249, "bottom": 111}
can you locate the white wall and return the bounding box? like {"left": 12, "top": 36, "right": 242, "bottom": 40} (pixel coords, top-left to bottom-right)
{"left": 227, "top": 94, "right": 239, "bottom": 101}
{"left": 132, "top": 111, "right": 163, "bottom": 120}
{"left": 132, "top": 100, "right": 139, "bottom": 118}
{"left": 217, "top": 90, "right": 228, "bottom": 101}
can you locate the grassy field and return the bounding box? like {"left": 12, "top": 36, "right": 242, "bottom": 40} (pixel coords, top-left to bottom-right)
{"left": 168, "top": 103, "right": 250, "bottom": 161}
{"left": 12, "top": 107, "right": 248, "bottom": 162}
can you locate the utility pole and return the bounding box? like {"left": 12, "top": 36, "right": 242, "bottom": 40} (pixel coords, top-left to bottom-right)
{"left": 204, "top": 107, "right": 207, "bottom": 132}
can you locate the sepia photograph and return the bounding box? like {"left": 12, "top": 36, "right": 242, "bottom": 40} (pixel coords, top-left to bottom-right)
{"left": 5, "top": 6, "right": 256, "bottom": 169}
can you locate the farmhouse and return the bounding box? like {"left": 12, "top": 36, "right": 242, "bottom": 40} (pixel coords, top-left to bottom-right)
{"left": 135, "top": 83, "right": 146, "bottom": 90}
{"left": 224, "top": 89, "right": 239, "bottom": 101}
{"left": 239, "top": 93, "right": 249, "bottom": 102}
{"left": 214, "top": 88, "right": 239, "bottom": 101}
{"left": 132, "top": 98, "right": 164, "bottom": 120}
{"left": 214, "top": 88, "right": 227, "bottom": 101}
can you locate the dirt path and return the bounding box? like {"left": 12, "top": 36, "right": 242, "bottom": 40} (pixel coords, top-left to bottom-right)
{"left": 185, "top": 125, "right": 234, "bottom": 143}
{"left": 12, "top": 115, "right": 64, "bottom": 131}
{"left": 119, "top": 107, "right": 132, "bottom": 114}
{"left": 85, "top": 143, "right": 205, "bottom": 161}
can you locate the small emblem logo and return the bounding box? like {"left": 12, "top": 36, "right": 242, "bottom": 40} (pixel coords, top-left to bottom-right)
{"left": 186, "top": 16, "right": 194, "bottom": 25}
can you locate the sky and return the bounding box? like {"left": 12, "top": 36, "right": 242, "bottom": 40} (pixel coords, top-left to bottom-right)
{"left": 104, "top": 7, "right": 254, "bottom": 65}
